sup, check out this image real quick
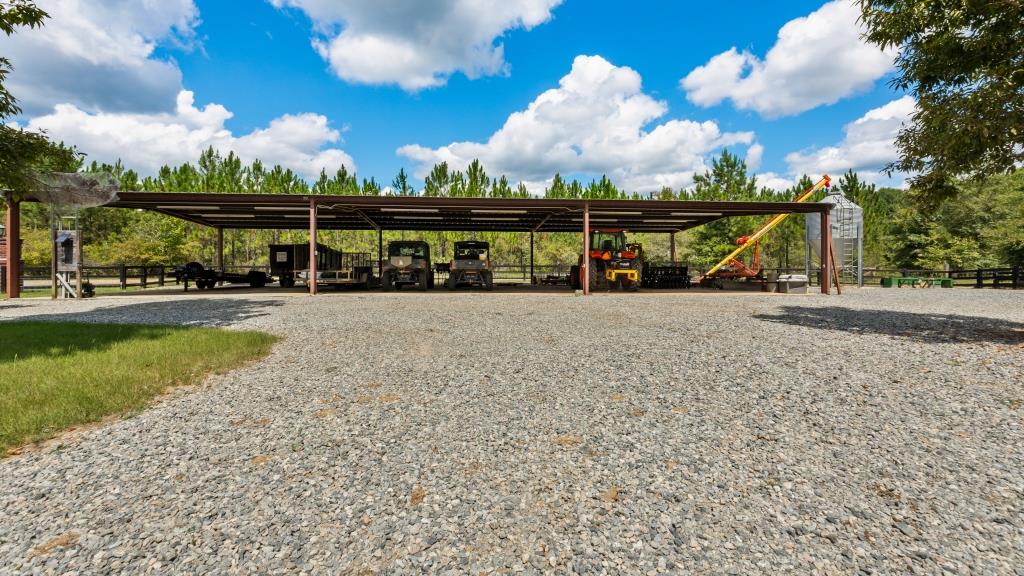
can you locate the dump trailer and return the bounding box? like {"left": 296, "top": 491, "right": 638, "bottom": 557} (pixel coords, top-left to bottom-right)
{"left": 173, "top": 262, "right": 268, "bottom": 290}
{"left": 269, "top": 243, "right": 374, "bottom": 289}
{"left": 570, "top": 229, "right": 643, "bottom": 291}
{"left": 448, "top": 240, "right": 493, "bottom": 290}
{"left": 381, "top": 241, "right": 432, "bottom": 291}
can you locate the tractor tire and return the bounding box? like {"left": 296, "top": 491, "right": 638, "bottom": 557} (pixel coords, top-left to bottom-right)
{"left": 183, "top": 262, "right": 205, "bottom": 280}
{"left": 569, "top": 265, "right": 581, "bottom": 289}
{"left": 483, "top": 271, "right": 494, "bottom": 291}
{"left": 589, "top": 260, "right": 607, "bottom": 292}
{"left": 381, "top": 271, "right": 393, "bottom": 291}
{"left": 418, "top": 272, "right": 428, "bottom": 291}
{"left": 609, "top": 277, "right": 621, "bottom": 291}
{"left": 626, "top": 278, "right": 639, "bottom": 292}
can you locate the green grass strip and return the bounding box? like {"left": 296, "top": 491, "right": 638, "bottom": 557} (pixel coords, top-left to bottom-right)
{"left": 0, "top": 321, "right": 277, "bottom": 453}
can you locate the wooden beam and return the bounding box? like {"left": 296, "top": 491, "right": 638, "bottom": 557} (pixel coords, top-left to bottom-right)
{"left": 4, "top": 196, "right": 20, "bottom": 299}
{"left": 309, "top": 198, "right": 318, "bottom": 296}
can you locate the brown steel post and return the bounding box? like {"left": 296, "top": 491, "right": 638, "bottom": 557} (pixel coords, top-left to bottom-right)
{"left": 529, "top": 231, "right": 534, "bottom": 284}
{"left": 309, "top": 199, "right": 318, "bottom": 295}
{"left": 75, "top": 231, "right": 83, "bottom": 298}
{"left": 670, "top": 231, "right": 677, "bottom": 266}
{"left": 50, "top": 206, "right": 57, "bottom": 299}
{"left": 5, "top": 196, "right": 20, "bottom": 299}
{"left": 215, "top": 227, "right": 224, "bottom": 275}
{"left": 820, "top": 208, "right": 831, "bottom": 295}
{"left": 583, "top": 202, "right": 590, "bottom": 295}
{"left": 377, "top": 228, "right": 383, "bottom": 279}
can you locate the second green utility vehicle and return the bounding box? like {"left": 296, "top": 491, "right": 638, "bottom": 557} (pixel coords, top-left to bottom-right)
{"left": 447, "top": 240, "right": 493, "bottom": 290}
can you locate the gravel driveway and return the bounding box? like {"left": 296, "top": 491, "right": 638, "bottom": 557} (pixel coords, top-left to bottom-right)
{"left": 1, "top": 288, "right": 1022, "bottom": 575}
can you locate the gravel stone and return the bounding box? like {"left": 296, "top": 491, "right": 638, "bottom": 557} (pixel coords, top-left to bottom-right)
{"left": 0, "top": 287, "right": 1022, "bottom": 574}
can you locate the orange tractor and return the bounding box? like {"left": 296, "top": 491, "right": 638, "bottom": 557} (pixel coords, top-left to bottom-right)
{"left": 570, "top": 229, "right": 643, "bottom": 291}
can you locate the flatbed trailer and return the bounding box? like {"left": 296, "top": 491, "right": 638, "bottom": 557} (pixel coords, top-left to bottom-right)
{"left": 173, "top": 262, "right": 269, "bottom": 291}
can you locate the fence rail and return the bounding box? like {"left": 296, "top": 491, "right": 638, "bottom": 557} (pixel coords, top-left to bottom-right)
{"left": 2, "top": 262, "right": 1021, "bottom": 293}
{"left": 751, "top": 266, "right": 1022, "bottom": 289}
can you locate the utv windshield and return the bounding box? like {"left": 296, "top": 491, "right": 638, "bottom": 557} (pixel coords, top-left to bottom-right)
{"left": 591, "top": 232, "right": 626, "bottom": 252}
{"left": 388, "top": 243, "right": 428, "bottom": 258}
{"left": 454, "top": 246, "right": 488, "bottom": 260}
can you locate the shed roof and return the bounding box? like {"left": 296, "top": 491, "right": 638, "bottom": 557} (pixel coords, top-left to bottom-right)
{"left": 106, "top": 192, "right": 828, "bottom": 233}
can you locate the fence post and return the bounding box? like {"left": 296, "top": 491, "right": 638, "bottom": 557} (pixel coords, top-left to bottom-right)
{"left": 140, "top": 266, "right": 147, "bottom": 289}
{"left": 119, "top": 264, "right": 127, "bottom": 290}
{"left": 975, "top": 268, "right": 983, "bottom": 288}
{"left": 158, "top": 266, "right": 165, "bottom": 287}
{"left": 1012, "top": 265, "right": 1020, "bottom": 290}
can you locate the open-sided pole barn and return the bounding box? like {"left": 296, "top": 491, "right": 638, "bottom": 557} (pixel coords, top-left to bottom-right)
{"left": 3, "top": 192, "right": 833, "bottom": 298}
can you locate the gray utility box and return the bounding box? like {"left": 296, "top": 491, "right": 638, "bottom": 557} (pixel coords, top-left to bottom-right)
{"left": 777, "top": 274, "right": 808, "bottom": 294}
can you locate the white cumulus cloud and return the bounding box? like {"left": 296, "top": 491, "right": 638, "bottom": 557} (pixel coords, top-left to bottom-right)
{"left": 398, "top": 55, "right": 754, "bottom": 193}
{"left": 270, "top": 0, "right": 562, "bottom": 90}
{"left": 0, "top": 0, "right": 199, "bottom": 115}
{"left": 754, "top": 172, "right": 799, "bottom": 192}
{"left": 26, "top": 91, "right": 356, "bottom": 181}
{"left": 785, "top": 96, "right": 915, "bottom": 185}
{"left": 681, "top": 0, "right": 895, "bottom": 118}
{"left": 745, "top": 143, "right": 764, "bottom": 171}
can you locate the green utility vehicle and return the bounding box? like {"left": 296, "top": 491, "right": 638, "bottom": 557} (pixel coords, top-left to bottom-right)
{"left": 381, "top": 241, "right": 433, "bottom": 291}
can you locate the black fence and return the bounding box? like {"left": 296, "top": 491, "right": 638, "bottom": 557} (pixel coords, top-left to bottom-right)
{"left": 749, "top": 266, "right": 1023, "bottom": 289}
{"left": 3, "top": 263, "right": 1021, "bottom": 294}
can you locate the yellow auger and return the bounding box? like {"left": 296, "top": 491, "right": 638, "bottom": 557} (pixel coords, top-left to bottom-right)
{"left": 700, "top": 175, "right": 831, "bottom": 280}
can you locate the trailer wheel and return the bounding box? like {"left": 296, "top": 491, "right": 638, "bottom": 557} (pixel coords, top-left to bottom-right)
{"left": 248, "top": 271, "right": 268, "bottom": 288}
{"left": 184, "top": 262, "right": 205, "bottom": 280}
{"left": 381, "top": 271, "right": 393, "bottom": 291}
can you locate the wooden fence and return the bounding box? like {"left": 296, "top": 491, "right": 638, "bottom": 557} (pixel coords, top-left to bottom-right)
{"left": 2, "top": 263, "right": 1021, "bottom": 293}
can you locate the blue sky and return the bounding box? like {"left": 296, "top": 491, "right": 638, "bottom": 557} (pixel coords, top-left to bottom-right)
{"left": 2, "top": 0, "right": 911, "bottom": 192}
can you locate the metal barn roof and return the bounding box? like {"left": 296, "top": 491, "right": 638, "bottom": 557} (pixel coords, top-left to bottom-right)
{"left": 106, "top": 192, "right": 828, "bottom": 233}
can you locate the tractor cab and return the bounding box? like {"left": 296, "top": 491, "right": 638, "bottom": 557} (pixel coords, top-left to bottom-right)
{"left": 589, "top": 230, "right": 637, "bottom": 261}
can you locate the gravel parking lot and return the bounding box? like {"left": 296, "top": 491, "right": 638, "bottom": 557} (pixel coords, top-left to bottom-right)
{"left": 1, "top": 288, "right": 1022, "bottom": 575}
